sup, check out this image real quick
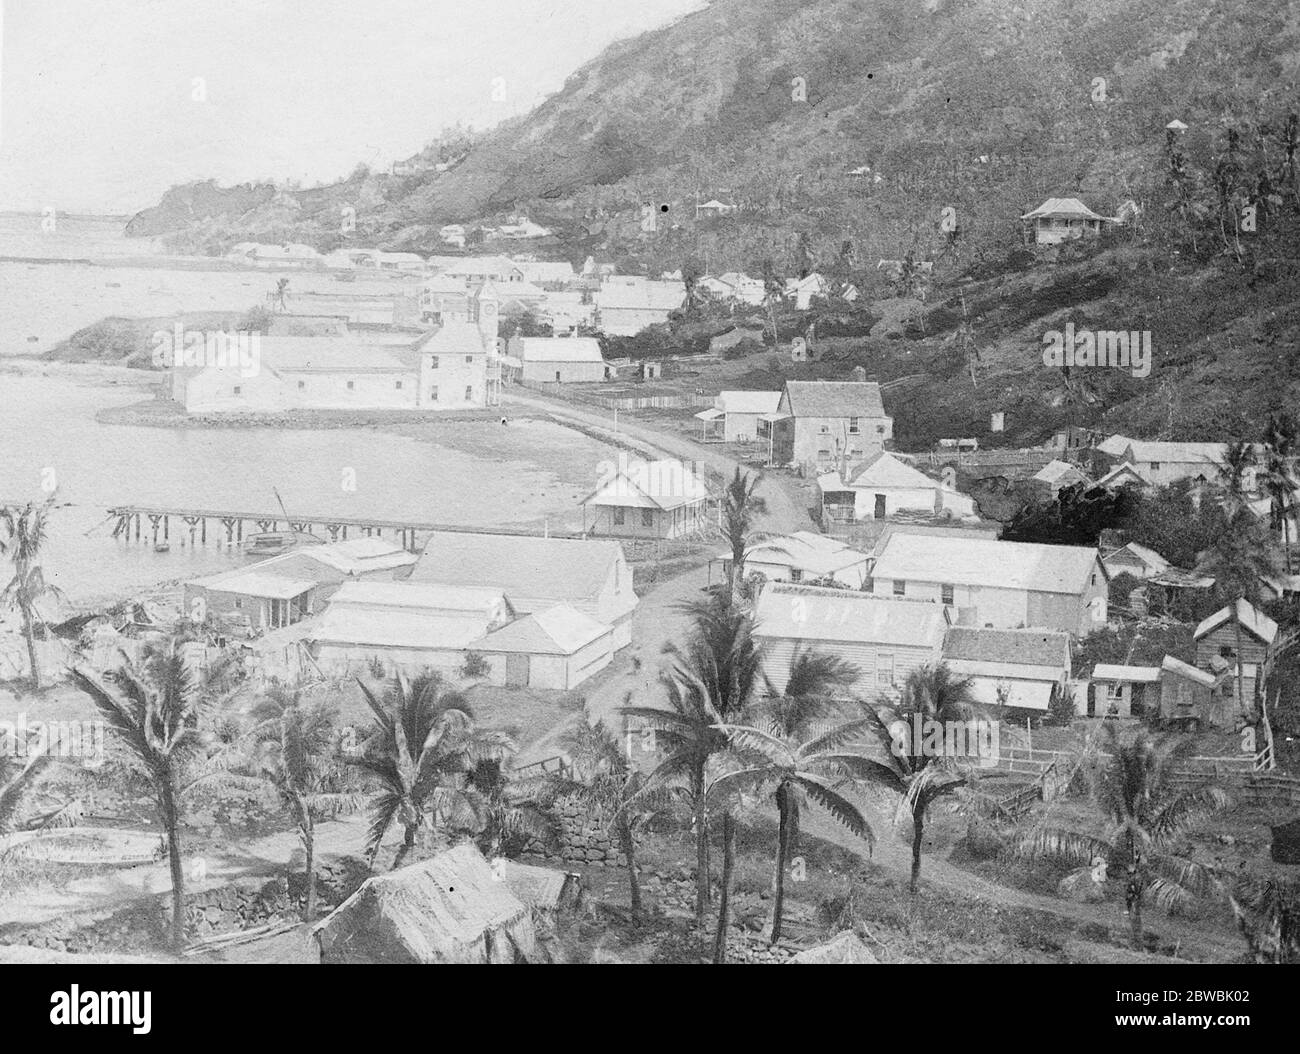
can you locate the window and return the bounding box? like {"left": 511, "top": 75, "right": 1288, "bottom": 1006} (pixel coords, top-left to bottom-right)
{"left": 848, "top": 417, "right": 861, "bottom": 434}
{"left": 893, "top": 580, "right": 905, "bottom": 597}
{"left": 429, "top": 356, "right": 440, "bottom": 368}
{"left": 1090, "top": 573, "right": 1096, "bottom": 585}
{"left": 430, "top": 385, "right": 439, "bottom": 401}
{"left": 395, "top": 380, "right": 403, "bottom": 390}
{"left": 790, "top": 568, "right": 803, "bottom": 583}
{"left": 941, "top": 583, "right": 954, "bottom": 606}
{"left": 233, "top": 385, "right": 242, "bottom": 395}
{"left": 1149, "top": 461, "right": 1161, "bottom": 471}
{"left": 297, "top": 381, "right": 305, "bottom": 390}
{"left": 613, "top": 507, "right": 626, "bottom": 525}
{"left": 819, "top": 424, "right": 831, "bottom": 434}
{"left": 876, "top": 425, "right": 886, "bottom": 434}
{"left": 465, "top": 385, "right": 473, "bottom": 401}
{"left": 234, "top": 597, "right": 243, "bottom": 609}
{"left": 347, "top": 381, "right": 355, "bottom": 390}
{"left": 641, "top": 508, "right": 654, "bottom": 527}
{"left": 876, "top": 653, "right": 895, "bottom": 686}
{"left": 465, "top": 355, "right": 474, "bottom": 364}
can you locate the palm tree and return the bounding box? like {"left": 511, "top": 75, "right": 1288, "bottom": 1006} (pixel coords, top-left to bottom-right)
{"left": 0, "top": 500, "right": 63, "bottom": 690}
{"left": 869, "top": 663, "right": 999, "bottom": 892}
{"left": 720, "top": 469, "right": 767, "bottom": 602}
{"left": 759, "top": 258, "right": 784, "bottom": 350}
{"left": 349, "top": 672, "right": 510, "bottom": 869}
{"left": 1217, "top": 440, "right": 1257, "bottom": 516}
{"left": 0, "top": 743, "right": 51, "bottom": 836}
{"left": 1262, "top": 413, "right": 1299, "bottom": 574}
{"left": 71, "top": 640, "right": 215, "bottom": 950}
{"left": 621, "top": 597, "right": 763, "bottom": 928}
{"left": 703, "top": 767, "right": 741, "bottom": 963}
{"left": 718, "top": 711, "right": 897, "bottom": 944}
{"left": 246, "top": 689, "right": 358, "bottom": 921}
{"left": 1018, "top": 729, "right": 1229, "bottom": 950}
{"left": 460, "top": 756, "right": 554, "bottom": 860}
{"left": 547, "top": 716, "right": 672, "bottom": 920}
{"left": 273, "top": 278, "right": 290, "bottom": 311}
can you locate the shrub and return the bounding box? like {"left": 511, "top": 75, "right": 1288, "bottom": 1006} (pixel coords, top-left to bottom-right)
{"left": 366, "top": 654, "right": 386, "bottom": 679}
{"left": 1046, "top": 684, "right": 1076, "bottom": 727}
{"left": 460, "top": 651, "right": 490, "bottom": 680}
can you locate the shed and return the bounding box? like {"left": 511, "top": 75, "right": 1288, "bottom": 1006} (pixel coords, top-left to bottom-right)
{"left": 311, "top": 844, "right": 538, "bottom": 964}
{"left": 1157, "top": 655, "right": 1232, "bottom": 731}
{"left": 1089, "top": 663, "right": 1161, "bottom": 718}
{"left": 468, "top": 604, "right": 615, "bottom": 689}
{"left": 1194, "top": 599, "right": 1277, "bottom": 716}
{"left": 940, "top": 626, "right": 1071, "bottom": 712}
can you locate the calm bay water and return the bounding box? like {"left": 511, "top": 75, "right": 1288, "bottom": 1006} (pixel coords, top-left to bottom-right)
{"left": 0, "top": 216, "right": 594, "bottom": 607}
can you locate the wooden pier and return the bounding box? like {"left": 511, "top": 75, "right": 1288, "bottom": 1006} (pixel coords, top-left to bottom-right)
{"left": 105, "top": 503, "right": 581, "bottom": 551}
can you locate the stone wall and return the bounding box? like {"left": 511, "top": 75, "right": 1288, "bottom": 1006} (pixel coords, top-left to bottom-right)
{"left": 528, "top": 792, "right": 636, "bottom": 867}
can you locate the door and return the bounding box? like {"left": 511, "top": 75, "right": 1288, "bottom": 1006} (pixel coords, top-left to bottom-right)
{"left": 873, "top": 494, "right": 887, "bottom": 519}
{"left": 505, "top": 653, "right": 530, "bottom": 687}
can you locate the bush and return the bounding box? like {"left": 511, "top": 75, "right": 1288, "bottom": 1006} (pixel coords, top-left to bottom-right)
{"left": 1046, "top": 684, "right": 1076, "bottom": 727}
{"left": 460, "top": 651, "right": 490, "bottom": 680}
{"left": 366, "top": 654, "right": 386, "bottom": 679}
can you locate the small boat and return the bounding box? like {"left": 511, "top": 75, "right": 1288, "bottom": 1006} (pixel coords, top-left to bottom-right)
{"left": 153, "top": 543, "right": 170, "bottom": 553}
{"left": 243, "top": 530, "right": 324, "bottom": 557}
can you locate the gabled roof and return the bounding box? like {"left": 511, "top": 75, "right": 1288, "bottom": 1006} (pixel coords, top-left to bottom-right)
{"left": 582, "top": 460, "right": 709, "bottom": 510}
{"left": 470, "top": 604, "right": 610, "bottom": 655}
{"left": 259, "top": 337, "right": 417, "bottom": 373}
{"left": 753, "top": 583, "right": 950, "bottom": 646}
{"left": 1020, "top": 198, "right": 1112, "bottom": 221}
{"left": 826, "top": 451, "right": 946, "bottom": 491}
{"left": 718, "top": 390, "right": 782, "bottom": 415}
{"left": 872, "top": 534, "right": 1102, "bottom": 594}
{"left": 190, "top": 570, "right": 316, "bottom": 599}
{"left": 1033, "top": 459, "right": 1087, "bottom": 485}
{"left": 941, "top": 627, "right": 1070, "bottom": 668}
{"left": 252, "top": 538, "right": 417, "bottom": 578}
{"left": 1096, "top": 462, "right": 1153, "bottom": 489}
{"left": 329, "top": 580, "right": 514, "bottom": 614}
{"left": 1194, "top": 598, "right": 1278, "bottom": 645}
{"left": 595, "top": 279, "right": 686, "bottom": 312}
{"left": 1097, "top": 435, "right": 1227, "bottom": 465}
{"left": 782, "top": 380, "right": 887, "bottom": 419}
{"left": 408, "top": 532, "right": 631, "bottom": 612}
{"left": 1102, "top": 542, "right": 1170, "bottom": 573}
{"left": 718, "top": 531, "right": 869, "bottom": 576}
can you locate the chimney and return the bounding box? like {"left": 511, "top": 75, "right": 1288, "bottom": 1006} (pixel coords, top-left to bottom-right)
{"left": 851, "top": 366, "right": 867, "bottom": 383}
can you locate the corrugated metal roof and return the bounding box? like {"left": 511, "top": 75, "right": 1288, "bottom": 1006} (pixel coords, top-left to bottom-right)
{"left": 872, "top": 534, "right": 1101, "bottom": 594}
{"left": 718, "top": 390, "right": 782, "bottom": 415}
{"left": 717, "top": 532, "right": 869, "bottom": 577}
{"left": 470, "top": 604, "right": 610, "bottom": 655}
{"left": 1020, "top": 197, "right": 1111, "bottom": 221}
{"left": 409, "top": 532, "right": 632, "bottom": 614}
{"left": 1092, "top": 663, "right": 1161, "bottom": 683}
{"left": 1097, "top": 435, "right": 1226, "bottom": 464}
{"left": 190, "top": 571, "right": 316, "bottom": 599}
{"left": 514, "top": 338, "right": 605, "bottom": 363}
{"left": 1161, "top": 655, "right": 1218, "bottom": 686}
{"left": 753, "top": 583, "right": 949, "bottom": 646}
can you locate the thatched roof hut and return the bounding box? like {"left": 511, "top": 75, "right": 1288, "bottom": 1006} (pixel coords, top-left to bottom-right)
{"left": 312, "top": 844, "right": 538, "bottom": 964}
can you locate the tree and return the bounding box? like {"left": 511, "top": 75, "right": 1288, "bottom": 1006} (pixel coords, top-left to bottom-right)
{"left": 548, "top": 715, "right": 672, "bottom": 920}
{"left": 748, "top": 649, "right": 863, "bottom": 940}
{"left": 273, "top": 278, "right": 290, "bottom": 311}
{"left": 1261, "top": 413, "right": 1298, "bottom": 574}
{"left": 1, "top": 500, "right": 64, "bottom": 690}
{"left": 719, "top": 705, "right": 895, "bottom": 944}
{"left": 1018, "top": 729, "right": 1228, "bottom": 951}
{"left": 71, "top": 641, "right": 217, "bottom": 950}
{"left": 460, "top": 756, "right": 553, "bottom": 860}
{"left": 349, "top": 672, "right": 511, "bottom": 869}
{"left": 759, "top": 258, "right": 784, "bottom": 348}
{"left": 246, "top": 689, "right": 358, "bottom": 921}
{"left": 868, "top": 663, "right": 999, "bottom": 892}
{"left": 719, "top": 468, "right": 767, "bottom": 603}
{"left": 0, "top": 741, "right": 51, "bottom": 836}
{"left": 621, "top": 597, "right": 763, "bottom": 929}
{"left": 1217, "top": 440, "right": 1257, "bottom": 517}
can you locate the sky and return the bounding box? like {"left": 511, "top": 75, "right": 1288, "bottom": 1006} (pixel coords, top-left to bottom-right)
{"left": 0, "top": 0, "right": 704, "bottom": 214}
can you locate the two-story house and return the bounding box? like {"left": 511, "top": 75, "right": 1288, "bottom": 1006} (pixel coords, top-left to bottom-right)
{"left": 769, "top": 380, "right": 893, "bottom": 473}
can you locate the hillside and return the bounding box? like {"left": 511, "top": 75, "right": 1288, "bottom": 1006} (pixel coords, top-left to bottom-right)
{"left": 124, "top": 0, "right": 1300, "bottom": 446}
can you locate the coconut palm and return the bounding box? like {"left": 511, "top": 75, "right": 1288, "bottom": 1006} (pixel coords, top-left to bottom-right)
{"left": 866, "top": 663, "right": 1002, "bottom": 893}
{"left": 0, "top": 500, "right": 64, "bottom": 690}
{"left": 70, "top": 641, "right": 215, "bottom": 950}
{"left": 1018, "top": 729, "right": 1229, "bottom": 951}
{"left": 1229, "top": 873, "right": 1300, "bottom": 963}
{"left": 246, "top": 689, "right": 359, "bottom": 921}
{"left": 719, "top": 469, "right": 767, "bottom": 603}
{"left": 621, "top": 596, "right": 763, "bottom": 928}
{"left": 349, "top": 672, "right": 511, "bottom": 869}
{"left": 1217, "top": 440, "right": 1257, "bottom": 516}
{"left": 717, "top": 712, "right": 897, "bottom": 944}
{"left": 547, "top": 715, "right": 674, "bottom": 920}
{"left": 0, "top": 744, "right": 51, "bottom": 836}
{"left": 460, "top": 755, "right": 554, "bottom": 860}
{"left": 1262, "top": 413, "right": 1299, "bottom": 574}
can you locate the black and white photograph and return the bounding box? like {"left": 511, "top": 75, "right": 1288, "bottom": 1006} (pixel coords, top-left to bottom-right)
{"left": 0, "top": 0, "right": 1296, "bottom": 1000}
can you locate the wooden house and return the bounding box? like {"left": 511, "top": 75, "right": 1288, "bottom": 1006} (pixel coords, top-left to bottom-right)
{"left": 1193, "top": 599, "right": 1278, "bottom": 717}
{"left": 1157, "top": 655, "right": 1233, "bottom": 731}
{"left": 1089, "top": 663, "right": 1161, "bottom": 718}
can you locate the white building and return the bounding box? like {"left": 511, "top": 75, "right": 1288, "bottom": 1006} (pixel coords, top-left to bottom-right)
{"left": 694, "top": 390, "right": 782, "bottom": 443}
{"left": 711, "top": 531, "right": 870, "bottom": 589}
{"left": 940, "top": 626, "right": 1071, "bottom": 711}
{"left": 818, "top": 451, "right": 976, "bottom": 524}
{"left": 510, "top": 336, "right": 610, "bottom": 383}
